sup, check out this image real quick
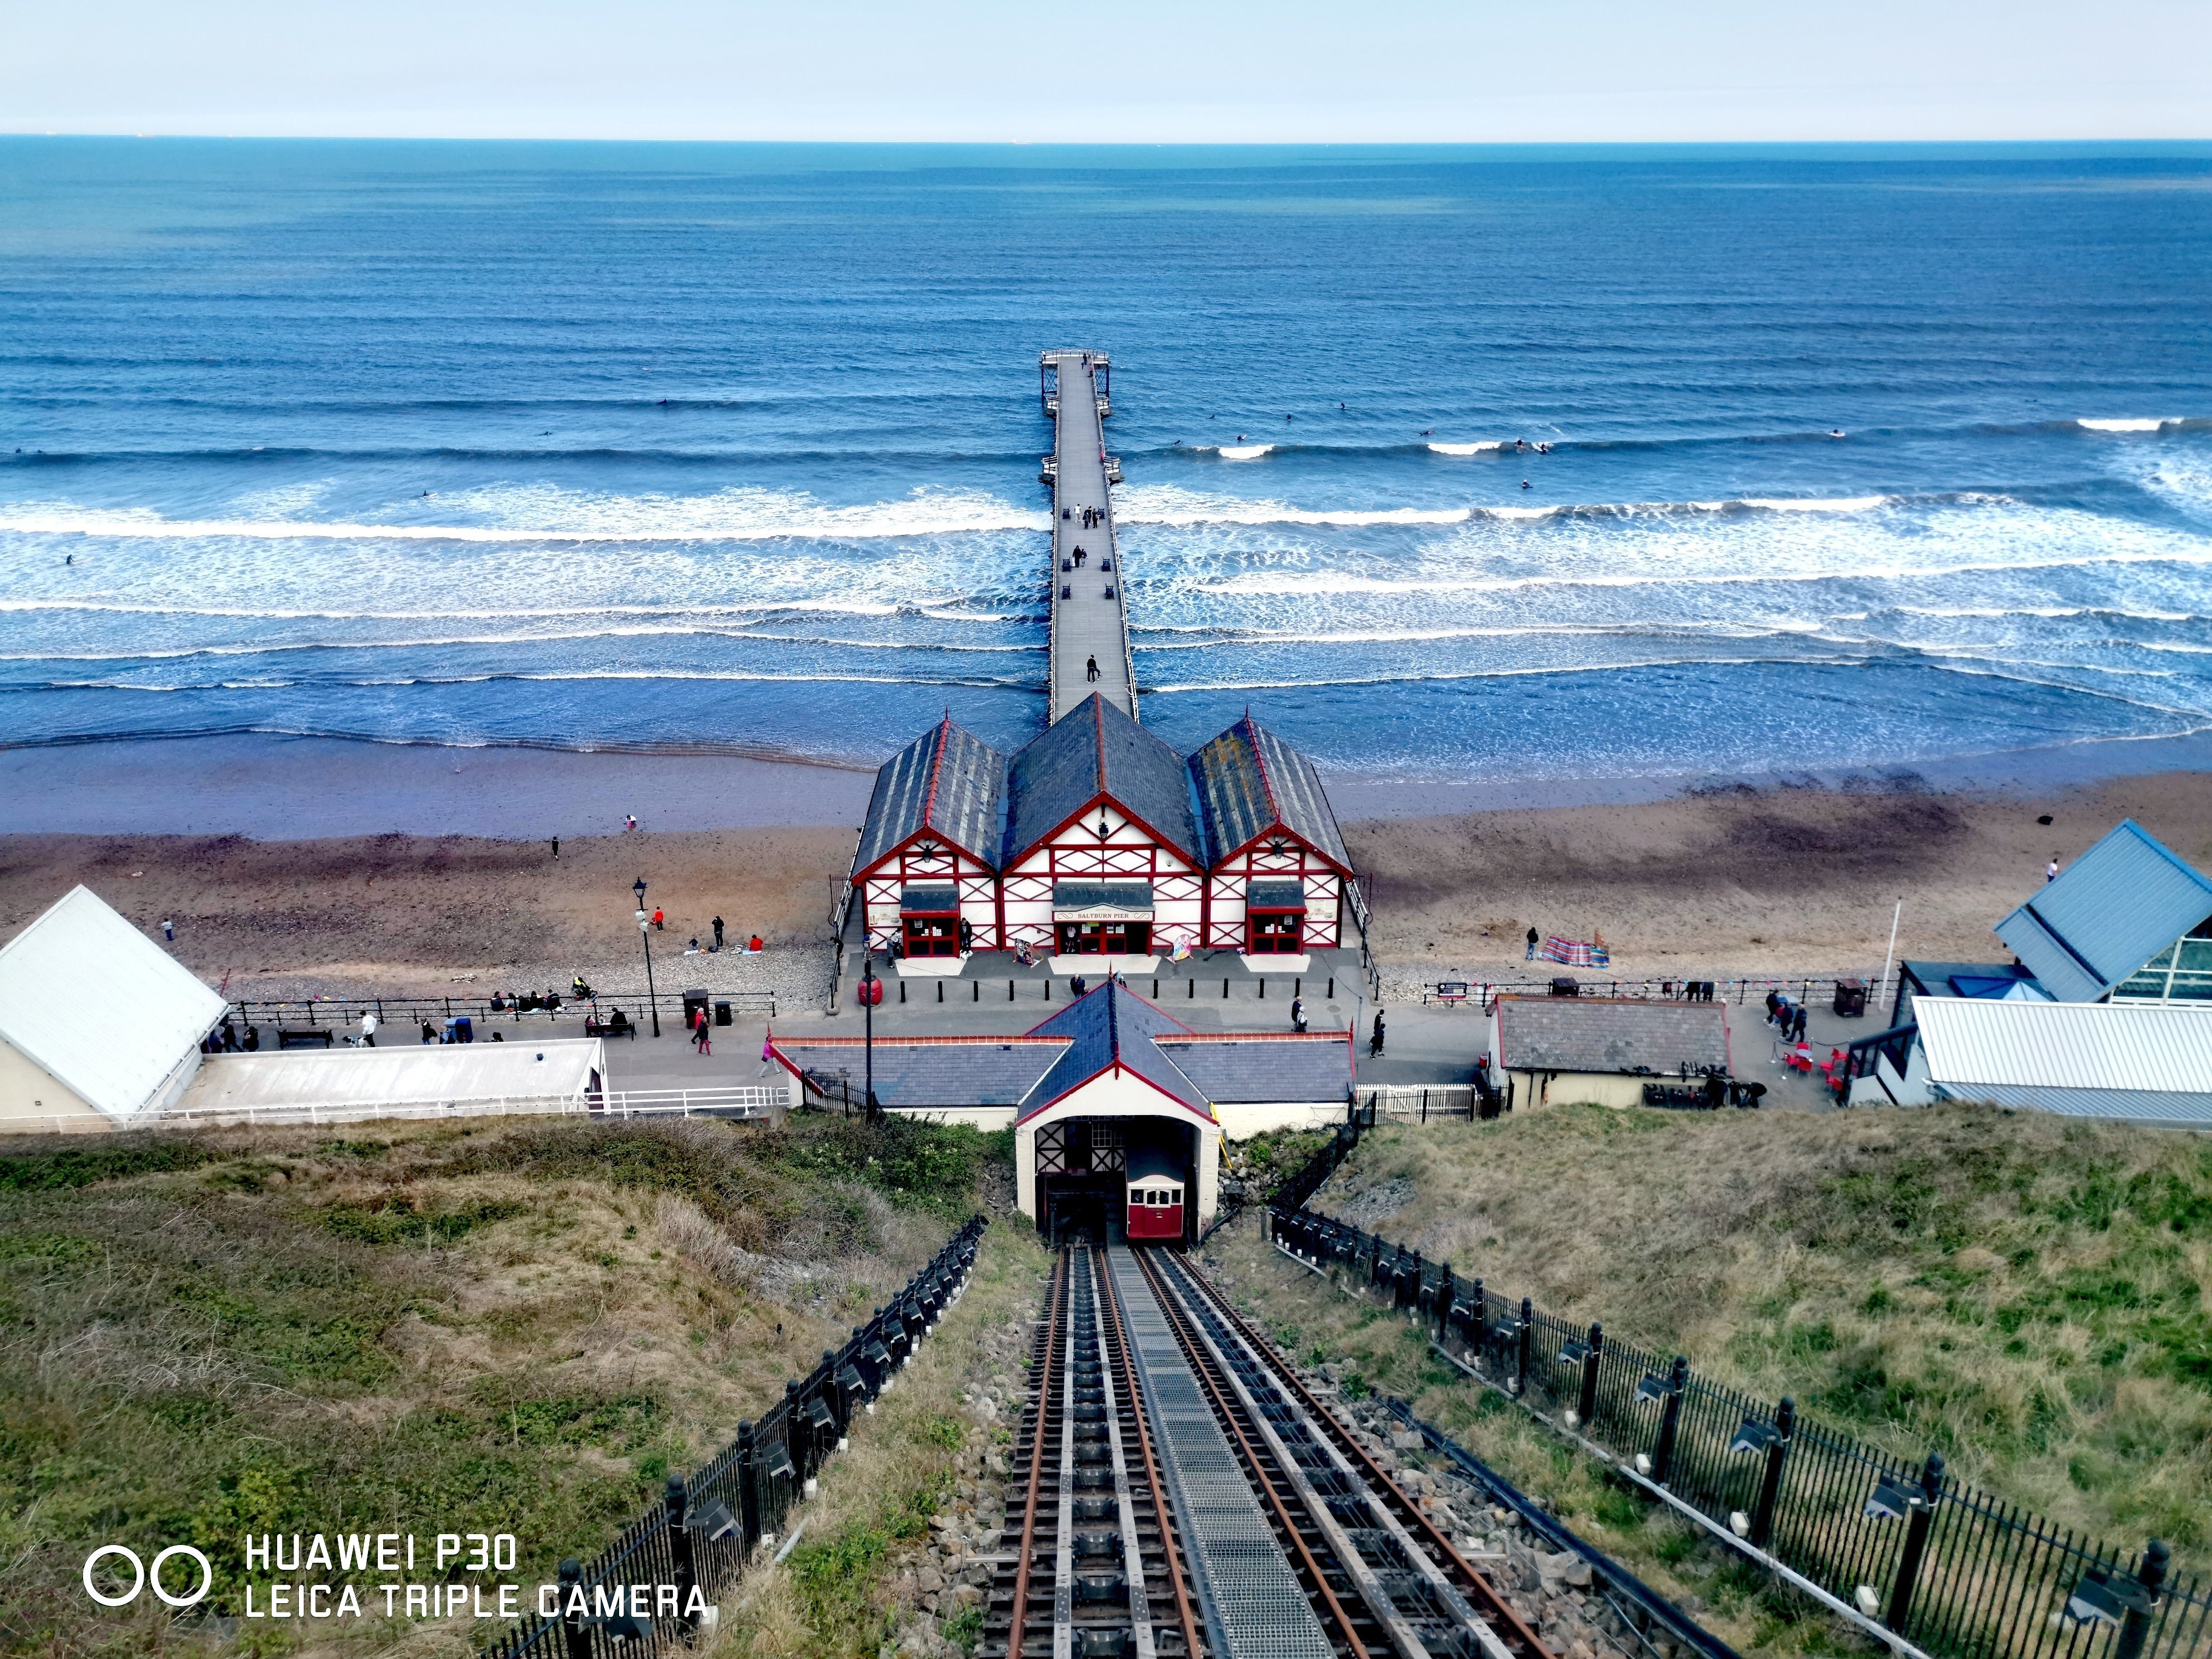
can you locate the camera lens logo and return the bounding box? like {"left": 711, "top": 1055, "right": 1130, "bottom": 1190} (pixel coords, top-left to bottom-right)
{"left": 82, "top": 1545, "right": 213, "bottom": 1609}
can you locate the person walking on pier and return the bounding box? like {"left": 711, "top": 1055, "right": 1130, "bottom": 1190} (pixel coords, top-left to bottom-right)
{"left": 1087, "top": 655, "right": 1099, "bottom": 682}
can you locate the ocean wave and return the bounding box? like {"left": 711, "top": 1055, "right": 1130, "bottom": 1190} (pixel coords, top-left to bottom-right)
{"left": 0, "top": 484, "right": 1048, "bottom": 545}
{"left": 1427, "top": 442, "right": 1504, "bottom": 456}
{"left": 1213, "top": 444, "right": 1274, "bottom": 460}
{"left": 12, "top": 668, "right": 1037, "bottom": 694}
{"left": 2078, "top": 418, "right": 2176, "bottom": 434}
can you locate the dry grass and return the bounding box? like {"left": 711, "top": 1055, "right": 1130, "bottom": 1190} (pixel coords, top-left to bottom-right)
{"left": 706, "top": 1220, "right": 1053, "bottom": 1659}
{"left": 1200, "top": 1218, "right": 1862, "bottom": 1659}
{"left": 1285, "top": 1105, "right": 2212, "bottom": 1553}
{"left": 0, "top": 1113, "right": 999, "bottom": 1658}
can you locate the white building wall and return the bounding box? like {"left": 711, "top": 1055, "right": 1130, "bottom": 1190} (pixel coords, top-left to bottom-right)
{"left": 1002, "top": 802, "right": 1202, "bottom": 953}
{"left": 1014, "top": 1067, "right": 1221, "bottom": 1226}
{"left": 1215, "top": 1100, "right": 1348, "bottom": 1138}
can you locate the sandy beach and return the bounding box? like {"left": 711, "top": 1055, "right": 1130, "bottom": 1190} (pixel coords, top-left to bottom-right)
{"left": 4, "top": 756, "right": 2206, "bottom": 1006}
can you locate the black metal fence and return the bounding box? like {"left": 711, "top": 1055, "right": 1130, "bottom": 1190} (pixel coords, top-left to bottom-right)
{"left": 220, "top": 987, "right": 777, "bottom": 1044}
{"left": 1267, "top": 1173, "right": 2208, "bottom": 1659}
{"left": 483, "top": 1215, "right": 987, "bottom": 1658}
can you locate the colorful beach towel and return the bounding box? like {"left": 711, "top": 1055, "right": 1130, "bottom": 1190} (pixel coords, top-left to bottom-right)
{"left": 1540, "top": 934, "right": 1611, "bottom": 968}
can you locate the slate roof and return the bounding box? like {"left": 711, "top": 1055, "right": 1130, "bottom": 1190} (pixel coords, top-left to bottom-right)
{"left": 767, "top": 985, "right": 1350, "bottom": 1121}
{"left": 769, "top": 1037, "right": 1064, "bottom": 1108}
{"left": 1155, "top": 1035, "right": 1350, "bottom": 1102}
{"left": 852, "top": 717, "right": 1008, "bottom": 876}
{"left": 1495, "top": 997, "right": 1731, "bottom": 1075}
{"left": 1188, "top": 714, "right": 1352, "bottom": 871}
{"left": 1004, "top": 694, "right": 1202, "bottom": 868}
{"left": 1024, "top": 981, "right": 1211, "bottom": 1120}
{"left": 1994, "top": 820, "right": 2212, "bottom": 1002}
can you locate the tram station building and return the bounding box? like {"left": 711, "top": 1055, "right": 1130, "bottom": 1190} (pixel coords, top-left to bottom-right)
{"left": 849, "top": 695, "right": 1359, "bottom": 973}
{"left": 765, "top": 982, "right": 1352, "bottom": 1241}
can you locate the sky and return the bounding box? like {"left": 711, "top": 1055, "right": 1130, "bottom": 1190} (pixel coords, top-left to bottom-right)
{"left": 3, "top": 0, "right": 2208, "bottom": 142}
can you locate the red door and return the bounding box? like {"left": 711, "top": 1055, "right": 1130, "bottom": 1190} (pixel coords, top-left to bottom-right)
{"left": 1248, "top": 911, "right": 1302, "bottom": 954}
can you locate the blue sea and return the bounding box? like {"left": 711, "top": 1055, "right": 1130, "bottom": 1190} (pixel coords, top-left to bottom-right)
{"left": 3, "top": 139, "right": 2211, "bottom": 789}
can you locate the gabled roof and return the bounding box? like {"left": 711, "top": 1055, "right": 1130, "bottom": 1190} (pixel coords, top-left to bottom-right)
{"left": 1003, "top": 694, "right": 1202, "bottom": 868}
{"left": 0, "top": 886, "right": 227, "bottom": 1122}
{"left": 1994, "top": 820, "right": 2212, "bottom": 1002}
{"left": 1495, "top": 996, "right": 1730, "bottom": 1076}
{"left": 1188, "top": 714, "right": 1352, "bottom": 872}
{"left": 1022, "top": 980, "right": 1212, "bottom": 1121}
{"left": 853, "top": 717, "right": 1008, "bottom": 876}
{"left": 767, "top": 1034, "right": 1067, "bottom": 1108}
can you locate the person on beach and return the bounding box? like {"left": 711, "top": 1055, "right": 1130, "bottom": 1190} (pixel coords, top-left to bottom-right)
{"left": 685, "top": 937, "right": 702, "bottom": 955}
{"left": 1369, "top": 1009, "right": 1386, "bottom": 1058}
{"left": 712, "top": 916, "right": 725, "bottom": 950}
{"left": 749, "top": 934, "right": 763, "bottom": 952}
{"left": 359, "top": 1010, "right": 377, "bottom": 1047}
{"left": 161, "top": 919, "right": 174, "bottom": 942}
{"left": 2046, "top": 854, "right": 2060, "bottom": 882}
{"left": 1087, "top": 655, "right": 1099, "bottom": 682}
{"left": 625, "top": 814, "right": 637, "bottom": 833}
{"left": 651, "top": 907, "right": 664, "bottom": 931}
{"left": 550, "top": 837, "right": 558, "bottom": 860}
{"left": 1525, "top": 926, "right": 1539, "bottom": 960}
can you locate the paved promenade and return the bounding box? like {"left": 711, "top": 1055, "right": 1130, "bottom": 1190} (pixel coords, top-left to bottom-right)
{"left": 1043, "top": 350, "right": 1133, "bottom": 722}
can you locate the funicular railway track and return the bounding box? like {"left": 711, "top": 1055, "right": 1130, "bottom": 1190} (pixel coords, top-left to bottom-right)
{"left": 987, "top": 1244, "right": 1556, "bottom": 1659}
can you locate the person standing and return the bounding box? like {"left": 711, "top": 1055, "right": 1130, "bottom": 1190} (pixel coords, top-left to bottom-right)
{"left": 550, "top": 837, "right": 559, "bottom": 860}
{"left": 712, "top": 915, "right": 725, "bottom": 951}
{"left": 1087, "top": 655, "right": 1099, "bottom": 682}
{"left": 161, "top": 918, "right": 175, "bottom": 942}
{"left": 1369, "top": 1008, "right": 1386, "bottom": 1057}
{"left": 1790, "top": 1003, "right": 1809, "bottom": 1044}
{"left": 652, "top": 906, "right": 664, "bottom": 931}
{"left": 360, "top": 1010, "right": 378, "bottom": 1047}
{"left": 1524, "top": 925, "right": 1538, "bottom": 961}
{"left": 1290, "top": 994, "right": 1306, "bottom": 1033}
{"left": 694, "top": 1008, "right": 712, "bottom": 1055}
{"left": 2046, "top": 854, "right": 2060, "bottom": 883}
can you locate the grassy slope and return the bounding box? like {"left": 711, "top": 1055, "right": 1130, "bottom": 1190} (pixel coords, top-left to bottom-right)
{"left": 0, "top": 1115, "right": 999, "bottom": 1659}
{"left": 710, "top": 1219, "right": 1053, "bottom": 1659}
{"left": 1238, "top": 1104, "right": 2212, "bottom": 1553}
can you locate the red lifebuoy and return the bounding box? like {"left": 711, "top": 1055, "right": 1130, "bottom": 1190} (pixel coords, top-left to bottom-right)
{"left": 858, "top": 977, "right": 885, "bottom": 1006}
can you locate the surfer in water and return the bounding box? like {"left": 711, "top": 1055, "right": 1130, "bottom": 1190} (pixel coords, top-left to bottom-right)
{"left": 1828, "top": 428, "right": 1847, "bottom": 438}
{"left": 1521, "top": 479, "right": 1532, "bottom": 489}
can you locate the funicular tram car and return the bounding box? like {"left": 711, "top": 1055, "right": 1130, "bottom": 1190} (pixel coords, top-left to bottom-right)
{"left": 1124, "top": 1142, "right": 1186, "bottom": 1243}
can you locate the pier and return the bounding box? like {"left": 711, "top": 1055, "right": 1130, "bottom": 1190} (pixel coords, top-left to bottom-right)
{"left": 1040, "top": 349, "right": 1133, "bottom": 723}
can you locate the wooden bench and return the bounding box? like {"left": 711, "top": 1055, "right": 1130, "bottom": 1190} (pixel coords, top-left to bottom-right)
{"left": 277, "top": 1028, "right": 334, "bottom": 1050}
{"left": 585, "top": 1016, "right": 637, "bottom": 1040}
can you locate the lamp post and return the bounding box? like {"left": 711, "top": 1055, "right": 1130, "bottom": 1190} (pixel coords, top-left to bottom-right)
{"left": 632, "top": 877, "right": 662, "bottom": 1037}
{"left": 859, "top": 950, "right": 879, "bottom": 1119}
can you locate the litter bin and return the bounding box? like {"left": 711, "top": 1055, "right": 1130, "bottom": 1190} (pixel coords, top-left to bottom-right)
{"left": 451, "top": 1016, "right": 474, "bottom": 1044}
{"left": 714, "top": 999, "right": 732, "bottom": 1027}
{"left": 1549, "top": 976, "right": 1580, "bottom": 997}
{"left": 1832, "top": 977, "right": 1868, "bottom": 1018}
{"left": 681, "top": 990, "right": 710, "bottom": 1031}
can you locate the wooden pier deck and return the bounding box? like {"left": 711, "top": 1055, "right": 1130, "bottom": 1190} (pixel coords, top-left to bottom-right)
{"left": 1040, "top": 350, "right": 1133, "bottom": 724}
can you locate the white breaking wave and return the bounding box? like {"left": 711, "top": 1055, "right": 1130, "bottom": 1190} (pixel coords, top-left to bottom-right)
{"left": 1213, "top": 444, "right": 1273, "bottom": 460}
{"left": 2078, "top": 418, "right": 2171, "bottom": 433}
{"left": 1736, "top": 495, "right": 1891, "bottom": 513}
{"left": 1427, "top": 442, "right": 1504, "bottom": 456}
{"left": 0, "top": 484, "right": 1047, "bottom": 545}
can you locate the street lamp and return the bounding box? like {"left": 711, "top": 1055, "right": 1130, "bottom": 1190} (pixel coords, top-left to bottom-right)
{"left": 857, "top": 950, "right": 882, "bottom": 1119}
{"left": 632, "top": 877, "right": 662, "bottom": 1037}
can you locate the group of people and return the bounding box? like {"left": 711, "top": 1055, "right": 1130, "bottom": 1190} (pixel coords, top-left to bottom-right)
{"left": 1765, "top": 990, "right": 1811, "bottom": 1044}
{"left": 1065, "top": 504, "right": 1104, "bottom": 529}
{"left": 201, "top": 1016, "right": 260, "bottom": 1053}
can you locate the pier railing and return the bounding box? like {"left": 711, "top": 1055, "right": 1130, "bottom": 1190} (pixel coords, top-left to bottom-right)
{"left": 1411, "top": 975, "right": 1868, "bottom": 1011}
{"left": 1263, "top": 1121, "right": 2210, "bottom": 1659}
{"left": 485, "top": 1216, "right": 988, "bottom": 1658}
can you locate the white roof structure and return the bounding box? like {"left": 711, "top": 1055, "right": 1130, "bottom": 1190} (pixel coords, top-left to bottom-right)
{"left": 0, "top": 885, "right": 227, "bottom": 1124}
{"left": 176, "top": 1037, "right": 608, "bottom": 1127}
{"left": 1914, "top": 996, "right": 2212, "bottom": 1127}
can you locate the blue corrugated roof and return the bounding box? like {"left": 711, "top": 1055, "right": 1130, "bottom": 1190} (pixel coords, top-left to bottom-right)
{"left": 1994, "top": 820, "right": 2212, "bottom": 1001}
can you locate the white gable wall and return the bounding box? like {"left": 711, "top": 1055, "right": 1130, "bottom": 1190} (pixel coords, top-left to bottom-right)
{"left": 1002, "top": 802, "right": 1202, "bottom": 953}
{"left": 1014, "top": 1066, "right": 1221, "bottom": 1227}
